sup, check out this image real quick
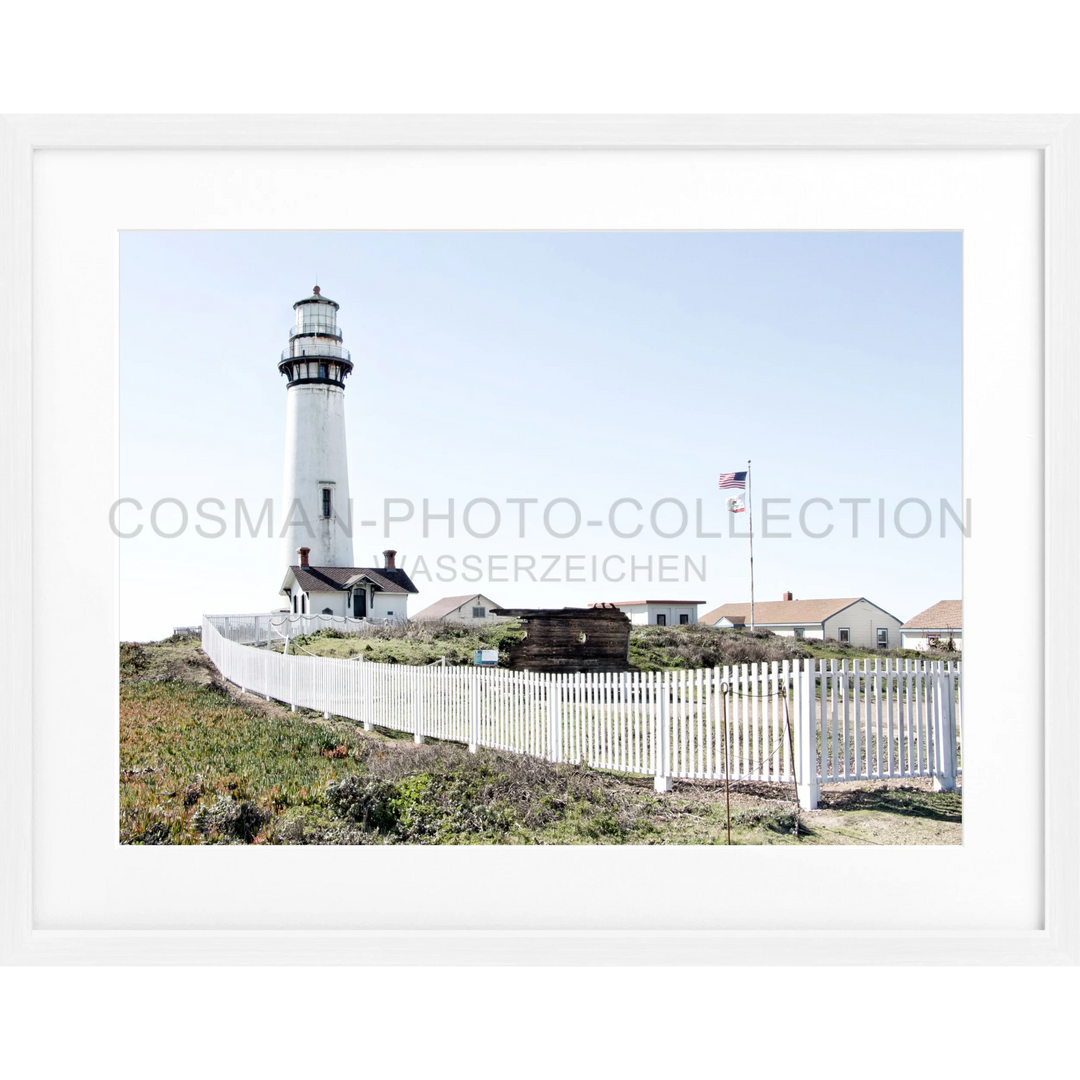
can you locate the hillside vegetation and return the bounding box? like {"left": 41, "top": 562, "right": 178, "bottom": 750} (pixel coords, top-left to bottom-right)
{"left": 119, "top": 636, "right": 961, "bottom": 847}
{"left": 281, "top": 620, "right": 960, "bottom": 670}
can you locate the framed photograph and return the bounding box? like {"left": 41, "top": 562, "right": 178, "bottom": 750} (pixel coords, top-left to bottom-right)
{"left": 0, "top": 113, "right": 1075, "bottom": 967}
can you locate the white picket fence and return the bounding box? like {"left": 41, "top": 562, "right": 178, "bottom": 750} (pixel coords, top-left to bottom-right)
{"left": 202, "top": 615, "right": 962, "bottom": 808}
{"left": 208, "top": 611, "right": 397, "bottom": 646}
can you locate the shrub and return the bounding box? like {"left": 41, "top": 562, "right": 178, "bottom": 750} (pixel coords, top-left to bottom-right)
{"left": 324, "top": 775, "right": 399, "bottom": 832}
{"left": 192, "top": 796, "right": 269, "bottom": 843}
{"left": 119, "top": 642, "right": 149, "bottom": 679}
{"left": 630, "top": 624, "right": 807, "bottom": 670}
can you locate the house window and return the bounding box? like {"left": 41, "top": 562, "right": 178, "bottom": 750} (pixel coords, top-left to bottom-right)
{"left": 322, "top": 488, "right": 332, "bottom": 518}
{"left": 793, "top": 627, "right": 805, "bottom": 639}
{"left": 877, "top": 628, "right": 889, "bottom": 648}
{"left": 472, "top": 607, "right": 486, "bottom": 619}
{"left": 838, "top": 628, "right": 850, "bottom": 644}
{"left": 679, "top": 613, "right": 689, "bottom": 625}
{"left": 293, "top": 594, "right": 298, "bottom": 613}
{"left": 655, "top": 614, "right": 666, "bottom": 626}
{"left": 322, "top": 607, "right": 332, "bottom": 615}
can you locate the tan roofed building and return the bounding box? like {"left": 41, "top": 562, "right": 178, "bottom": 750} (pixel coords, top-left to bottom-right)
{"left": 411, "top": 593, "right": 508, "bottom": 624}
{"left": 901, "top": 600, "right": 962, "bottom": 651}
{"left": 700, "top": 593, "right": 903, "bottom": 650}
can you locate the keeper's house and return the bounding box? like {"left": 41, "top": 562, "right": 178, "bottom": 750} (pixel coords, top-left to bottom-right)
{"left": 900, "top": 600, "right": 962, "bottom": 651}
{"left": 280, "top": 548, "right": 418, "bottom": 622}
{"left": 412, "top": 593, "right": 508, "bottom": 624}
{"left": 700, "top": 593, "right": 903, "bottom": 650}
{"left": 590, "top": 599, "right": 706, "bottom": 626}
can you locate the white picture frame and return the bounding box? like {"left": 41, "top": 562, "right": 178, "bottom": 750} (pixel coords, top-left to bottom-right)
{"left": 1, "top": 114, "right": 1076, "bottom": 965}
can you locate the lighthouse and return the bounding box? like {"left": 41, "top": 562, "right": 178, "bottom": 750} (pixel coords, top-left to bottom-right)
{"left": 279, "top": 285, "right": 354, "bottom": 570}
{"left": 277, "top": 286, "right": 419, "bottom": 621}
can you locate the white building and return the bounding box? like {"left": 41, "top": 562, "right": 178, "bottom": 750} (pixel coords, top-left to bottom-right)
{"left": 411, "top": 594, "right": 508, "bottom": 624}
{"left": 279, "top": 286, "right": 355, "bottom": 572}
{"left": 280, "top": 548, "right": 418, "bottom": 622}
{"left": 900, "top": 600, "right": 962, "bottom": 651}
{"left": 593, "top": 599, "right": 706, "bottom": 627}
{"left": 700, "top": 593, "right": 903, "bottom": 649}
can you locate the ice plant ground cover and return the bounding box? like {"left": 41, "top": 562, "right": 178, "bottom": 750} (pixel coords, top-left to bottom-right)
{"left": 259, "top": 619, "right": 960, "bottom": 669}
{"left": 119, "top": 637, "right": 961, "bottom": 846}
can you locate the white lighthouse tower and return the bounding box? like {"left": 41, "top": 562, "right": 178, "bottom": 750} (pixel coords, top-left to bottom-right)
{"left": 277, "top": 286, "right": 419, "bottom": 620}
{"left": 279, "top": 285, "right": 354, "bottom": 570}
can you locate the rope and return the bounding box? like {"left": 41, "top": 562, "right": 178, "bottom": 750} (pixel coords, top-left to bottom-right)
{"left": 725, "top": 686, "right": 791, "bottom": 699}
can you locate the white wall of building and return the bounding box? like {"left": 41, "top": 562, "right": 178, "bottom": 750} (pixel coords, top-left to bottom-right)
{"left": 303, "top": 591, "right": 349, "bottom": 618}
{"left": 280, "top": 383, "right": 353, "bottom": 571}
{"left": 370, "top": 591, "right": 408, "bottom": 621}
{"left": 616, "top": 603, "right": 699, "bottom": 626}
{"left": 284, "top": 585, "right": 409, "bottom": 622}
{"left": 765, "top": 625, "right": 826, "bottom": 641}
{"left": 822, "top": 600, "right": 903, "bottom": 649}
{"left": 901, "top": 629, "right": 963, "bottom": 651}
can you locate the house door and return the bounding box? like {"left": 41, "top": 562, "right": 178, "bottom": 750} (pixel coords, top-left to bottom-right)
{"left": 353, "top": 590, "right": 366, "bottom": 618}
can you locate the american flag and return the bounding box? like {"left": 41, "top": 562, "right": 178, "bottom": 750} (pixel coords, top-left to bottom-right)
{"left": 718, "top": 471, "right": 747, "bottom": 491}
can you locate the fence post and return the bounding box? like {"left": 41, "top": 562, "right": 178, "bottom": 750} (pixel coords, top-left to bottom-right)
{"left": 322, "top": 659, "right": 330, "bottom": 720}
{"left": 362, "top": 660, "right": 373, "bottom": 731}
{"left": 654, "top": 670, "right": 673, "bottom": 793}
{"left": 413, "top": 668, "right": 425, "bottom": 744}
{"left": 796, "top": 659, "right": 820, "bottom": 810}
{"left": 469, "top": 668, "right": 480, "bottom": 753}
{"left": 547, "top": 675, "right": 560, "bottom": 764}
{"left": 953, "top": 659, "right": 963, "bottom": 776}
{"left": 933, "top": 662, "right": 958, "bottom": 792}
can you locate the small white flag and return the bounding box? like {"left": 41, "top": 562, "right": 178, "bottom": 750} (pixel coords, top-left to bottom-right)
{"left": 726, "top": 495, "right": 746, "bottom": 514}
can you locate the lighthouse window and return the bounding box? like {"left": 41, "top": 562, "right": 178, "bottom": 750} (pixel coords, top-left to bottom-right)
{"left": 322, "top": 488, "right": 332, "bottom": 518}
{"left": 319, "top": 363, "right": 327, "bottom": 379}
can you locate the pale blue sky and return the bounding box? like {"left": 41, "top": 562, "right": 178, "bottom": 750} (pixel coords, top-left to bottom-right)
{"left": 120, "top": 231, "right": 961, "bottom": 641}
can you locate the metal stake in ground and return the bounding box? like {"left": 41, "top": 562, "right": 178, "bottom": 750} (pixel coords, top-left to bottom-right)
{"left": 721, "top": 681, "right": 731, "bottom": 845}
{"left": 780, "top": 684, "right": 800, "bottom": 840}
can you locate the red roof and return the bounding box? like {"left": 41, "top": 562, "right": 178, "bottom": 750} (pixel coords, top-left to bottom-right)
{"left": 591, "top": 600, "right": 706, "bottom": 607}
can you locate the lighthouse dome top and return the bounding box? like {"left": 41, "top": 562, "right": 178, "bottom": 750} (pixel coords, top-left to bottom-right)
{"left": 293, "top": 284, "right": 340, "bottom": 310}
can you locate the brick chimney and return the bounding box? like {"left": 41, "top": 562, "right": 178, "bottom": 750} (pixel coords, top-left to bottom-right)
{"left": 297, "top": 546, "right": 311, "bottom": 568}
{"left": 783, "top": 591, "right": 793, "bottom": 601}
{"left": 383, "top": 549, "right": 397, "bottom": 570}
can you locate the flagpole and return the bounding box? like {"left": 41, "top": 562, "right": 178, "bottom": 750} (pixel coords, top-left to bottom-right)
{"left": 747, "top": 458, "right": 755, "bottom": 631}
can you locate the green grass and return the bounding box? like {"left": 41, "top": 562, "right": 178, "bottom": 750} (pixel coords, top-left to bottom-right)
{"left": 280, "top": 621, "right": 525, "bottom": 667}
{"left": 119, "top": 637, "right": 962, "bottom": 846}
{"left": 118, "top": 675, "right": 668, "bottom": 845}
{"left": 120, "top": 679, "right": 370, "bottom": 843}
